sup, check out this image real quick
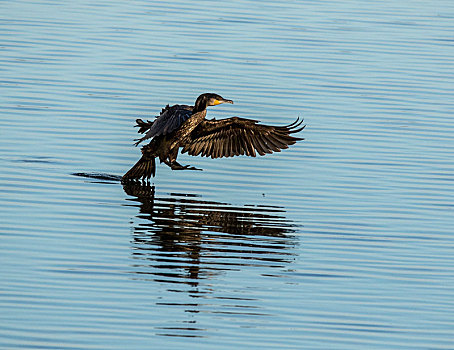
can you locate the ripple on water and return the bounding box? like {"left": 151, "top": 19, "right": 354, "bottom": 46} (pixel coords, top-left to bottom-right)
{"left": 1, "top": 0, "right": 454, "bottom": 349}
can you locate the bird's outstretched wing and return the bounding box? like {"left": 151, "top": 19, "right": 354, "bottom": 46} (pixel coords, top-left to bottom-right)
{"left": 181, "top": 117, "right": 305, "bottom": 158}
{"left": 134, "top": 104, "right": 193, "bottom": 146}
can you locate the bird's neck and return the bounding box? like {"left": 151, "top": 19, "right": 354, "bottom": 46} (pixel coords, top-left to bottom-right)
{"left": 193, "top": 99, "right": 207, "bottom": 113}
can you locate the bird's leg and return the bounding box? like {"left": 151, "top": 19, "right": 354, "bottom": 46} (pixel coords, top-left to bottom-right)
{"left": 163, "top": 159, "right": 202, "bottom": 171}
{"left": 163, "top": 148, "right": 202, "bottom": 171}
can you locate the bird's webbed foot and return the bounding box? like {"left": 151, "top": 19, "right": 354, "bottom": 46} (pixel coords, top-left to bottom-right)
{"left": 164, "top": 160, "right": 203, "bottom": 171}
{"left": 183, "top": 165, "right": 203, "bottom": 171}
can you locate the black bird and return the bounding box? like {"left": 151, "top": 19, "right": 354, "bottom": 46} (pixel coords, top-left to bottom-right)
{"left": 122, "top": 93, "right": 305, "bottom": 180}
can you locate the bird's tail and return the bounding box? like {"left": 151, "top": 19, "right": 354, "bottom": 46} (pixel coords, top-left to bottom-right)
{"left": 122, "top": 154, "right": 156, "bottom": 181}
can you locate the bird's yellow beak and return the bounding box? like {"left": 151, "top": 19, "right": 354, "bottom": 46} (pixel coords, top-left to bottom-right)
{"left": 214, "top": 98, "right": 234, "bottom": 105}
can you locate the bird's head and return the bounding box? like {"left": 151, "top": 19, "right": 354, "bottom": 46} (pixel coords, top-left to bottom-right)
{"left": 193, "top": 93, "right": 233, "bottom": 112}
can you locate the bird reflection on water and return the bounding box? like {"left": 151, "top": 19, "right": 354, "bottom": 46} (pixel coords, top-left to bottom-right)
{"left": 122, "top": 181, "right": 298, "bottom": 288}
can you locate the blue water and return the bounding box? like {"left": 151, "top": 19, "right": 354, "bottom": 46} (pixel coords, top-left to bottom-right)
{"left": 1, "top": 0, "right": 453, "bottom": 349}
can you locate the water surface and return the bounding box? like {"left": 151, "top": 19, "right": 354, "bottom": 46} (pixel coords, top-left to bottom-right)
{"left": 1, "top": 0, "right": 453, "bottom": 349}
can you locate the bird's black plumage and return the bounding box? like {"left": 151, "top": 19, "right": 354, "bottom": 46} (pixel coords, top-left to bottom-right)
{"left": 122, "top": 93, "right": 304, "bottom": 181}
{"left": 182, "top": 117, "right": 305, "bottom": 158}
{"left": 133, "top": 104, "right": 193, "bottom": 146}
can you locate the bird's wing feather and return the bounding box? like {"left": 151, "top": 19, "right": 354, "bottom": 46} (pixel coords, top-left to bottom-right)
{"left": 135, "top": 119, "right": 154, "bottom": 134}
{"left": 181, "top": 117, "right": 305, "bottom": 159}
{"left": 134, "top": 104, "right": 193, "bottom": 146}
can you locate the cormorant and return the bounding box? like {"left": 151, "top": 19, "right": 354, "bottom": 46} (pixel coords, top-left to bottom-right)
{"left": 122, "top": 93, "right": 305, "bottom": 180}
